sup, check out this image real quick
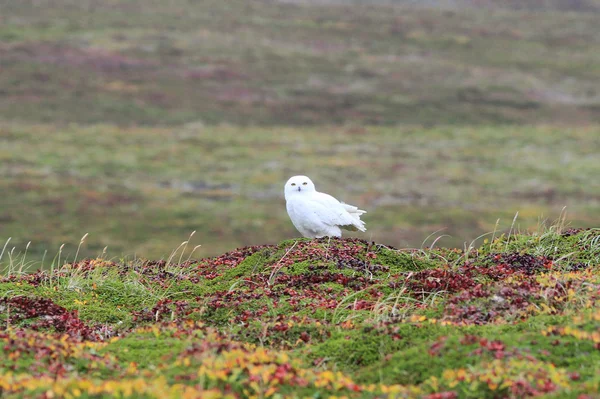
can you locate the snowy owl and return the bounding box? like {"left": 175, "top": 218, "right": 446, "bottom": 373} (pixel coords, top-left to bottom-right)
{"left": 284, "top": 175, "right": 366, "bottom": 238}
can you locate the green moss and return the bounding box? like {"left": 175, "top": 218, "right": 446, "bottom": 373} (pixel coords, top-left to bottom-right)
{"left": 277, "top": 238, "right": 312, "bottom": 249}
{"left": 201, "top": 306, "right": 234, "bottom": 326}
{"left": 351, "top": 313, "right": 600, "bottom": 386}
{"left": 309, "top": 330, "right": 387, "bottom": 369}
{"left": 204, "top": 247, "right": 274, "bottom": 293}
{"left": 282, "top": 260, "right": 316, "bottom": 275}
{"left": 0, "top": 282, "right": 36, "bottom": 297}
{"left": 103, "top": 333, "right": 188, "bottom": 368}
{"left": 369, "top": 335, "right": 473, "bottom": 385}
{"left": 297, "top": 306, "right": 330, "bottom": 321}
{"left": 320, "top": 282, "right": 345, "bottom": 293}
{"left": 308, "top": 325, "right": 441, "bottom": 372}
{"left": 375, "top": 247, "right": 437, "bottom": 272}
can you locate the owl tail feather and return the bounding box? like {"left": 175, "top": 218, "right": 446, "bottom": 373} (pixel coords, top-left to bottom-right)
{"left": 341, "top": 203, "right": 367, "bottom": 232}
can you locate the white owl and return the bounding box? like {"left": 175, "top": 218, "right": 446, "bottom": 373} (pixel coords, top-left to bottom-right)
{"left": 284, "top": 175, "right": 366, "bottom": 238}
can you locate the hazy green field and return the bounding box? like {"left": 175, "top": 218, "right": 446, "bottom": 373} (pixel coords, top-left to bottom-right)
{"left": 2, "top": 123, "right": 600, "bottom": 263}
{"left": 1, "top": 0, "right": 599, "bottom": 127}
{"left": 1, "top": 0, "right": 600, "bottom": 263}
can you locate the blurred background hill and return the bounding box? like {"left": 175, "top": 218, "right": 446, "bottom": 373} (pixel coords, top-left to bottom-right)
{"left": 1, "top": 0, "right": 599, "bottom": 263}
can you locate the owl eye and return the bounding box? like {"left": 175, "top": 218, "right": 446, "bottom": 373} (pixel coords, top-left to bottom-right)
{"left": 291, "top": 183, "right": 296, "bottom": 186}
{"left": 303, "top": 182, "right": 308, "bottom": 185}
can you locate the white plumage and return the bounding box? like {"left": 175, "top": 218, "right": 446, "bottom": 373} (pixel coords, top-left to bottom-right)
{"left": 284, "top": 175, "right": 366, "bottom": 238}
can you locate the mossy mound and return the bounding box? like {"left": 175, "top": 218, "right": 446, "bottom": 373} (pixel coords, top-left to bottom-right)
{"left": 1, "top": 230, "right": 599, "bottom": 398}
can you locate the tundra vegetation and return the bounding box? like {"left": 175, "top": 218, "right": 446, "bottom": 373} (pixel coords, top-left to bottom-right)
{"left": 1, "top": 0, "right": 600, "bottom": 397}
{"left": 1, "top": 223, "right": 599, "bottom": 398}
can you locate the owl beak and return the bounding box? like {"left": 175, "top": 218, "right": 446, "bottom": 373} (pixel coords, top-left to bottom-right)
{"left": 297, "top": 187, "right": 302, "bottom": 192}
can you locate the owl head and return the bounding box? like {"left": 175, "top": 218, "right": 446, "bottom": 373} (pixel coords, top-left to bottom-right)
{"left": 284, "top": 175, "right": 316, "bottom": 200}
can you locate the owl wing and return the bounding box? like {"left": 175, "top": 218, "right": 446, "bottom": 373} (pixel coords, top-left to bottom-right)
{"left": 310, "top": 192, "right": 366, "bottom": 232}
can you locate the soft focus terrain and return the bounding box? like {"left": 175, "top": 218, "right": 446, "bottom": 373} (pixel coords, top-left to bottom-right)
{"left": 1, "top": 0, "right": 599, "bottom": 126}
{"left": 2, "top": 0, "right": 600, "bottom": 260}
{"left": 2, "top": 124, "right": 600, "bottom": 261}
{"left": 1, "top": 227, "right": 599, "bottom": 398}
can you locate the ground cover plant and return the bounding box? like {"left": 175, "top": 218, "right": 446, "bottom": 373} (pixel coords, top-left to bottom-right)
{"left": 1, "top": 224, "right": 599, "bottom": 398}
